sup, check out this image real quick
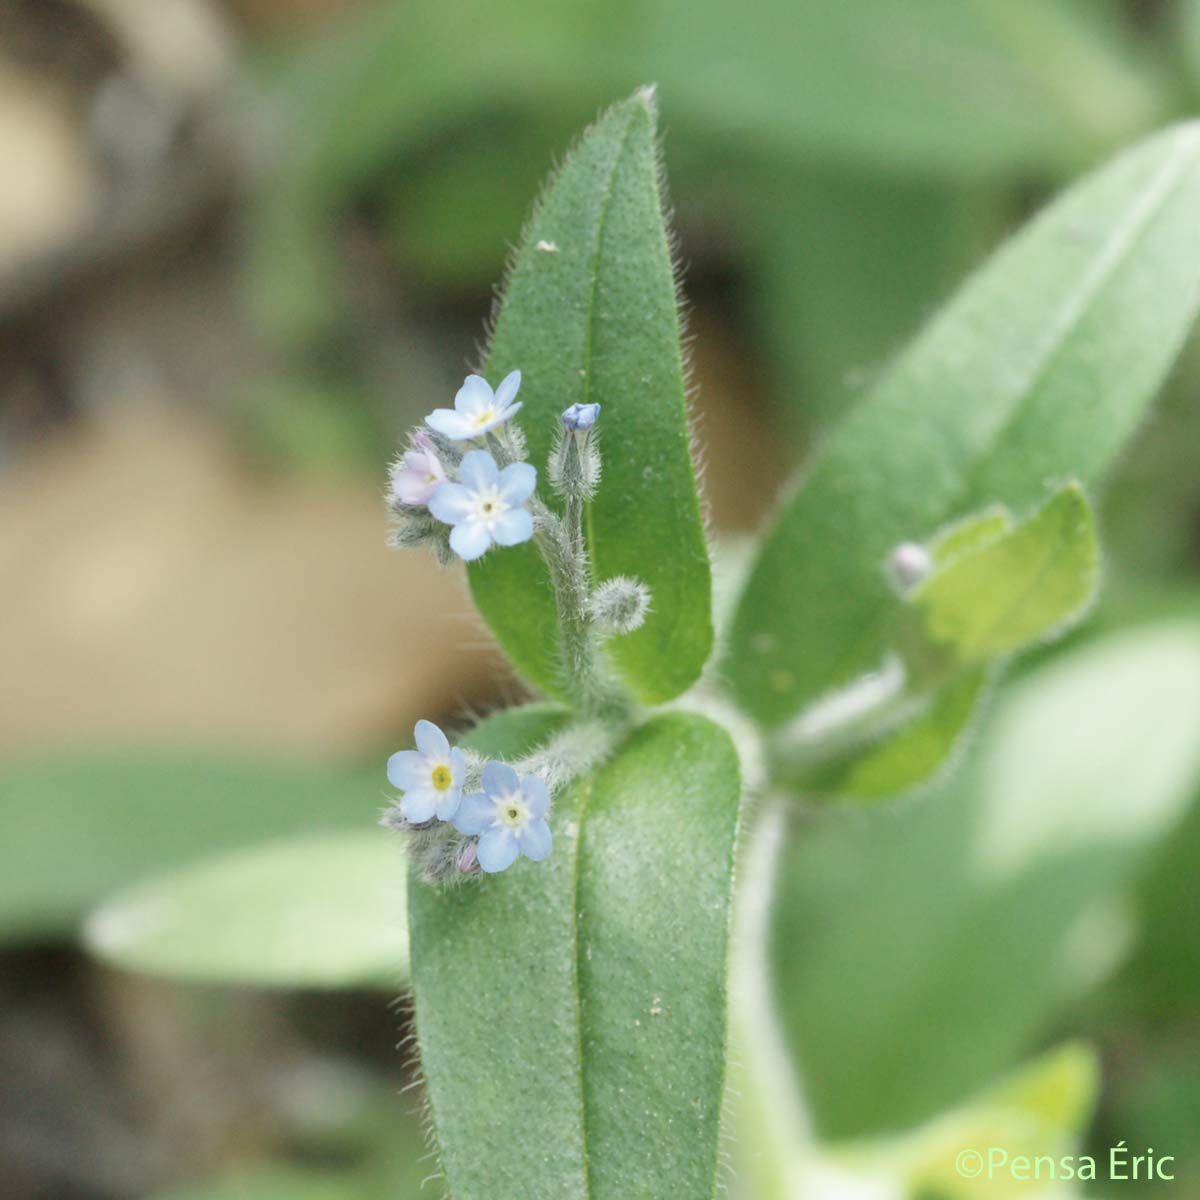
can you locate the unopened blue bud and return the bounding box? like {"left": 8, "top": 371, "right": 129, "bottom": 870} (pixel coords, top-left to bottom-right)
{"left": 561, "top": 402, "right": 600, "bottom": 432}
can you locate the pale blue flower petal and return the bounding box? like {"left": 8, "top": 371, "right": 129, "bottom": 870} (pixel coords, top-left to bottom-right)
{"left": 425, "top": 408, "right": 474, "bottom": 439}
{"left": 497, "top": 461, "right": 537, "bottom": 505}
{"left": 400, "top": 787, "right": 439, "bottom": 824}
{"left": 490, "top": 508, "right": 533, "bottom": 547}
{"left": 449, "top": 747, "right": 467, "bottom": 778}
{"left": 428, "top": 481, "right": 474, "bottom": 524}
{"left": 414, "top": 719, "right": 449, "bottom": 759}
{"left": 494, "top": 369, "right": 522, "bottom": 410}
{"left": 518, "top": 817, "right": 552, "bottom": 862}
{"left": 452, "top": 790, "right": 495, "bottom": 835}
{"left": 482, "top": 760, "right": 521, "bottom": 798}
{"left": 450, "top": 520, "right": 491, "bottom": 561}
{"left": 435, "top": 783, "right": 463, "bottom": 823}
{"left": 458, "top": 449, "right": 499, "bottom": 492}
{"left": 521, "top": 774, "right": 550, "bottom": 819}
{"left": 454, "top": 374, "right": 494, "bottom": 417}
{"left": 478, "top": 827, "right": 519, "bottom": 873}
{"left": 386, "top": 750, "right": 428, "bottom": 790}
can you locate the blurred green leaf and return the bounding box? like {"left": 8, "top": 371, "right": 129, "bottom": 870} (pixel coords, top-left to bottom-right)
{"left": 151, "top": 1168, "right": 360, "bottom": 1200}
{"left": 252, "top": 0, "right": 1166, "bottom": 345}
{"left": 728, "top": 122, "right": 1200, "bottom": 727}
{"left": 410, "top": 710, "right": 741, "bottom": 1199}
{"left": 248, "top": 0, "right": 591, "bottom": 346}
{"left": 893, "top": 1042, "right": 1098, "bottom": 1199}
{"left": 772, "top": 620, "right": 1200, "bottom": 1139}
{"left": 1118, "top": 777, "right": 1200, "bottom": 1020}
{"left": 238, "top": 376, "right": 382, "bottom": 475}
{"left": 1181, "top": 0, "right": 1200, "bottom": 89}
{"left": 907, "top": 483, "right": 1098, "bottom": 674}
{"left": 1101, "top": 1043, "right": 1200, "bottom": 1193}
{"left": 383, "top": 111, "right": 582, "bottom": 289}
{"left": 84, "top": 830, "right": 406, "bottom": 990}
{"left": 147, "top": 1075, "right": 434, "bottom": 1200}
{"left": 746, "top": 172, "right": 994, "bottom": 435}
{"left": 643, "top": 0, "right": 1163, "bottom": 179}
{"left": 808, "top": 669, "right": 989, "bottom": 803}
{"left": 0, "top": 752, "right": 376, "bottom": 943}
{"left": 469, "top": 90, "right": 712, "bottom": 704}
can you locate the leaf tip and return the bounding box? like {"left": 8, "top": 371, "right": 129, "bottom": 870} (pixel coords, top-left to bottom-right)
{"left": 634, "top": 83, "right": 659, "bottom": 116}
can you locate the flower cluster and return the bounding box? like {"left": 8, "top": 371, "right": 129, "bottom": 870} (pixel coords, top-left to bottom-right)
{"left": 384, "top": 369, "right": 650, "bottom": 885}
{"left": 384, "top": 720, "right": 552, "bottom": 878}
{"left": 388, "top": 371, "right": 536, "bottom": 563}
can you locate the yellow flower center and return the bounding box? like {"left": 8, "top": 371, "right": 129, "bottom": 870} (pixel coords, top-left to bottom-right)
{"left": 431, "top": 764, "right": 452, "bottom": 791}
{"left": 499, "top": 795, "right": 529, "bottom": 828}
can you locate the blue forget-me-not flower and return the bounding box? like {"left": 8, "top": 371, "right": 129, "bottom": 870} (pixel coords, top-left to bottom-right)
{"left": 426, "top": 371, "right": 523, "bottom": 441}
{"left": 386, "top": 720, "right": 467, "bottom": 824}
{"left": 429, "top": 449, "right": 536, "bottom": 561}
{"left": 452, "top": 761, "right": 552, "bottom": 873}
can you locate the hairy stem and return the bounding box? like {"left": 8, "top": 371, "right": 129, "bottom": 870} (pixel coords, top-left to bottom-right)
{"left": 530, "top": 496, "right": 628, "bottom": 719}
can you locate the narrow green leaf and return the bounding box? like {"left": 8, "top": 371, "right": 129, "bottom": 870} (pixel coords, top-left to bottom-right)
{"left": 772, "top": 620, "right": 1200, "bottom": 1137}
{"left": 84, "top": 830, "right": 407, "bottom": 990}
{"left": 0, "top": 752, "right": 376, "bottom": 943}
{"left": 727, "top": 121, "right": 1200, "bottom": 726}
{"left": 908, "top": 483, "right": 1099, "bottom": 672}
{"left": 409, "top": 712, "right": 741, "bottom": 1199}
{"left": 468, "top": 91, "right": 712, "bottom": 704}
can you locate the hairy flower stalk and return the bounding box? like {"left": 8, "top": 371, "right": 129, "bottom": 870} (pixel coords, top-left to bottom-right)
{"left": 538, "top": 405, "right": 632, "bottom": 719}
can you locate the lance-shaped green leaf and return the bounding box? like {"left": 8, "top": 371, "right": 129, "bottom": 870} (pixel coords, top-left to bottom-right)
{"left": 84, "top": 830, "right": 407, "bottom": 990}
{"left": 906, "top": 483, "right": 1099, "bottom": 674}
{"left": 726, "top": 121, "right": 1200, "bottom": 726}
{"left": 467, "top": 90, "right": 712, "bottom": 705}
{"left": 408, "top": 710, "right": 741, "bottom": 1200}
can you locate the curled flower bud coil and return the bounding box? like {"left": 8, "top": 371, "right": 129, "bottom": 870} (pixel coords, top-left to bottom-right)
{"left": 587, "top": 575, "right": 651, "bottom": 635}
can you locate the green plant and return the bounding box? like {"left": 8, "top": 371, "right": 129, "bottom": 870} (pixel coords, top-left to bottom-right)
{"left": 88, "top": 91, "right": 1200, "bottom": 1197}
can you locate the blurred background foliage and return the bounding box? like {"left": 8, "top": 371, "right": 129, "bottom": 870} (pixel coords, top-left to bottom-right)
{"left": 1, "top": 0, "right": 1198, "bottom": 1197}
